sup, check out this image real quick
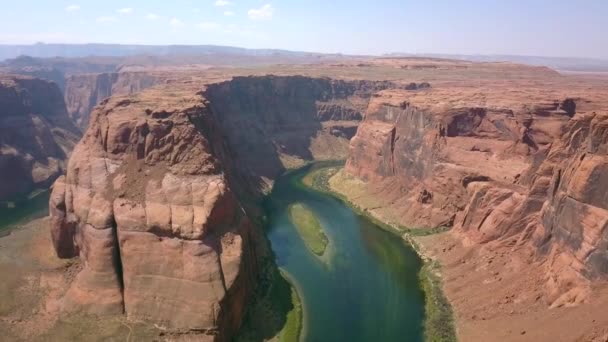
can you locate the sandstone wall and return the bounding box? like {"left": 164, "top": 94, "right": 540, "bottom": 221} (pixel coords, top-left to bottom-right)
{"left": 48, "top": 76, "right": 414, "bottom": 338}
{"left": 204, "top": 76, "right": 406, "bottom": 192}
{"left": 49, "top": 91, "right": 257, "bottom": 340}
{"left": 346, "top": 88, "right": 572, "bottom": 227}
{"left": 344, "top": 86, "right": 608, "bottom": 302}
{"left": 455, "top": 112, "right": 608, "bottom": 305}
{"left": 0, "top": 75, "right": 79, "bottom": 201}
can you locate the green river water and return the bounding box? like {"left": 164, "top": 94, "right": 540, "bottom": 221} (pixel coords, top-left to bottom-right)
{"left": 0, "top": 166, "right": 426, "bottom": 341}
{"left": 265, "top": 165, "right": 425, "bottom": 342}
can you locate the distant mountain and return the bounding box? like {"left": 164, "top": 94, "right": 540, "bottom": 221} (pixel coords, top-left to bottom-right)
{"left": 384, "top": 53, "right": 608, "bottom": 72}
{"left": 0, "top": 43, "right": 334, "bottom": 61}
{"left": 3, "top": 43, "right": 608, "bottom": 73}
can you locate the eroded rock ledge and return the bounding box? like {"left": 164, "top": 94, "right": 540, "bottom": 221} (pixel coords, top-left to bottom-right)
{"left": 344, "top": 85, "right": 608, "bottom": 305}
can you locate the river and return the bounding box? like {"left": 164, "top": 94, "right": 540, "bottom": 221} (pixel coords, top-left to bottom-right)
{"left": 265, "top": 165, "right": 425, "bottom": 342}
{"left": 0, "top": 167, "right": 426, "bottom": 341}
{"left": 0, "top": 189, "right": 50, "bottom": 235}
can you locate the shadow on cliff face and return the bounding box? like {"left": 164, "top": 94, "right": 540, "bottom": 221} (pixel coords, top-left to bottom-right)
{"left": 203, "top": 75, "right": 400, "bottom": 197}
{"left": 204, "top": 76, "right": 326, "bottom": 182}
{"left": 185, "top": 93, "right": 297, "bottom": 340}
{"left": 0, "top": 76, "right": 80, "bottom": 202}
{"left": 199, "top": 76, "right": 406, "bottom": 340}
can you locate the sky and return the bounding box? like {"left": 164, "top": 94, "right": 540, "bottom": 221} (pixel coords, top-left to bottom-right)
{"left": 0, "top": 0, "right": 607, "bottom": 58}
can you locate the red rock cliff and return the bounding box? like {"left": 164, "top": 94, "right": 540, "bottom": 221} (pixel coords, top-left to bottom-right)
{"left": 0, "top": 75, "right": 79, "bottom": 201}
{"left": 50, "top": 75, "right": 410, "bottom": 338}
{"left": 49, "top": 86, "right": 257, "bottom": 340}
{"left": 204, "top": 76, "right": 408, "bottom": 190}
{"left": 455, "top": 111, "right": 608, "bottom": 305}
{"left": 345, "top": 83, "right": 608, "bottom": 303}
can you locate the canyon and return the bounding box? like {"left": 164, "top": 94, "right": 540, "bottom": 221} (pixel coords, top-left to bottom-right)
{"left": 0, "top": 75, "right": 79, "bottom": 202}
{"left": 47, "top": 75, "right": 408, "bottom": 340}
{"left": 342, "top": 66, "right": 608, "bottom": 297}
{"left": 1, "top": 56, "right": 608, "bottom": 341}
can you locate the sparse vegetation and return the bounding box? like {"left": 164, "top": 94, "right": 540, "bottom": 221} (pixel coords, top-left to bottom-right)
{"left": 419, "top": 261, "right": 457, "bottom": 342}
{"left": 302, "top": 164, "right": 341, "bottom": 191}
{"left": 288, "top": 203, "right": 329, "bottom": 256}
{"left": 402, "top": 226, "right": 452, "bottom": 237}
{"left": 278, "top": 273, "right": 304, "bottom": 342}
{"left": 300, "top": 163, "right": 457, "bottom": 342}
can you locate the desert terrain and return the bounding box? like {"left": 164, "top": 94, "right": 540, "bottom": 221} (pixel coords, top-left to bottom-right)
{"left": 0, "top": 53, "right": 607, "bottom": 341}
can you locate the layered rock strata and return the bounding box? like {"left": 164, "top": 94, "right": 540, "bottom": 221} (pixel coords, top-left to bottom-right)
{"left": 203, "top": 76, "right": 416, "bottom": 189}
{"left": 456, "top": 111, "right": 608, "bottom": 305}
{"left": 0, "top": 75, "right": 79, "bottom": 201}
{"left": 344, "top": 85, "right": 608, "bottom": 303}
{"left": 49, "top": 89, "right": 257, "bottom": 340}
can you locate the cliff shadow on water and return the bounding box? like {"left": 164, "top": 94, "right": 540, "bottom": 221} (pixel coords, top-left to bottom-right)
{"left": 236, "top": 163, "right": 427, "bottom": 342}
{"left": 234, "top": 214, "right": 299, "bottom": 342}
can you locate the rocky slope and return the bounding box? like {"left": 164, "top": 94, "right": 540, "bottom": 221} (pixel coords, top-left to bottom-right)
{"left": 0, "top": 75, "right": 79, "bottom": 201}
{"left": 49, "top": 75, "right": 406, "bottom": 339}
{"left": 343, "top": 79, "right": 608, "bottom": 305}
{"left": 455, "top": 111, "right": 608, "bottom": 305}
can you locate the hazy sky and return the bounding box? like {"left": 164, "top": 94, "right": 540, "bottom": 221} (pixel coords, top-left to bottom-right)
{"left": 1, "top": 0, "right": 607, "bottom": 58}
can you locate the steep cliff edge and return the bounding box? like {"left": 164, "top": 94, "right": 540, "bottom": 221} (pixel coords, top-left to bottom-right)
{"left": 203, "top": 76, "right": 411, "bottom": 193}
{"left": 455, "top": 111, "right": 608, "bottom": 305}
{"left": 64, "top": 72, "right": 167, "bottom": 130}
{"left": 346, "top": 91, "right": 567, "bottom": 227}
{"left": 343, "top": 82, "right": 608, "bottom": 304}
{"left": 49, "top": 87, "right": 257, "bottom": 340}
{"left": 0, "top": 75, "right": 79, "bottom": 201}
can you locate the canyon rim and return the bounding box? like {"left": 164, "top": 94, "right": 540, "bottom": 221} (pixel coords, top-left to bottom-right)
{"left": 0, "top": 34, "right": 608, "bottom": 342}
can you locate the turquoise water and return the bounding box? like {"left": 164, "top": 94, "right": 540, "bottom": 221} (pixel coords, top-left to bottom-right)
{"left": 265, "top": 165, "right": 425, "bottom": 342}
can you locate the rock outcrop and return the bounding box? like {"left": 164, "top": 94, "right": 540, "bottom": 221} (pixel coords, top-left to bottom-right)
{"left": 49, "top": 87, "right": 259, "bottom": 339}
{"left": 0, "top": 75, "right": 79, "bottom": 201}
{"left": 346, "top": 89, "right": 569, "bottom": 227}
{"left": 455, "top": 111, "right": 608, "bottom": 305}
